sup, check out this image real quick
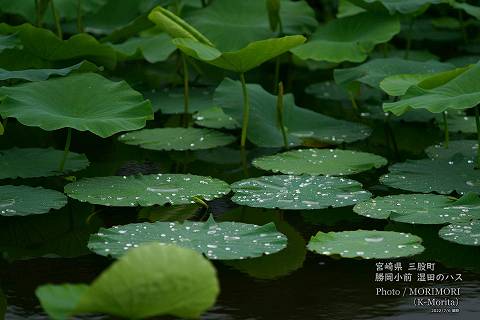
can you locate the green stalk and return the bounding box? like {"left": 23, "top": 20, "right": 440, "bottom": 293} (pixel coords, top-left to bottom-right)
{"left": 404, "top": 18, "right": 414, "bottom": 60}
{"left": 0, "top": 118, "right": 7, "bottom": 135}
{"left": 181, "top": 52, "right": 190, "bottom": 128}
{"left": 50, "top": 0, "right": 63, "bottom": 39}
{"left": 239, "top": 72, "right": 250, "bottom": 148}
{"left": 59, "top": 127, "right": 72, "bottom": 172}
{"left": 276, "top": 82, "right": 288, "bottom": 148}
{"left": 442, "top": 111, "right": 449, "bottom": 149}
{"left": 475, "top": 106, "right": 480, "bottom": 169}
{"left": 77, "top": 0, "right": 84, "bottom": 33}
{"left": 348, "top": 91, "right": 358, "bottom": 111}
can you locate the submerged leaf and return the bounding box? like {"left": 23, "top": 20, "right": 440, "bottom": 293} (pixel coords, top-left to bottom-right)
{"left": 308, "top": 230, "right": 424, "bottom": 259}
{"left": 0, "top": 185, "right": 67, "bottom": 216}
{"left": 64, "top": 174, "right": 230, "bottom": 207}
{"left": 37, "top": 244, "right": 219, "bottom": 319}
{"left": 252, "top": 148, "right": 387, "bottom": 176}
{"left": 0, "top": 73, "right": 153, "bottom": 138}
{"left": 231, "top": 175, "right": 371, "bottom": 210}
{"left": 0, "top": 148, "right": 89, "bottom": 179}
{"left": 89, "top": 216, "right": 287, "bottom": 260}
{"left": 118, "top": 127, "right": 236, "bottom": 151}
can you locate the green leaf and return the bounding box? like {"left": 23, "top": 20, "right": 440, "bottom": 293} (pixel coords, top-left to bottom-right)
{"left": 380, "top": 155, "right": 480, "bottom": 194}
{"left": 450, "top": 1, "right": 480, "bottom": 20}
{"left": 214, "top": 78, "right": 372, "bottom": 147}
{"left": 148, "top": 5, "right": 213, "bottom": 45}
{"left": 337, "top": 0, "right": 366, "bottom": 18}
{"left": 437, "top": 112, "right": 476, "bottom": 134}
{"left": 0, "top": 73, "right": 153, "bottom": 138}
{"left": 266, "top": 0, "right": 281, "bottom": 31}
{"left": 252, "top": 148, "right": 387, "bottom": 176}
{"left": 0, "top": 61, "right": 99, "bottom": 81}
{"left": 89, "top": 216, "right": 287, "bottom": 260}
{"left": 64, "top": 174, "right": 230, "bottom": 207}
{"left": 349, "top": 0, "right": 443, "bottom": 15}
{"left": 185, "top": 0, "right": 316, "bottom": 51}
{"left": 307, "top": 230, "right": 424, "bottom": 259}
{"left": 0, "top": 185, "right": 67, "bottom": 217}
{"left": 383, "top": 63, "right": 480, "bottom": 115}
{"left": 0, "top": 33, "right": 20, "bottom": 52}
{"left": 0, "top": 23, "right": 117, "bottom": 69}
{"left": 231, "top": 175, "right": 371, "bottom": 210}
{"left": 334, "top": 58, "right": 453, "bottom": 89}
{"left": 110, "top": 33, "right": 177, "bottom": 63}
{"left": 118, "top": 127, "right": 236, "bottom": 151}
{"left": 305, "top": 80, "right": 381, "bottom": 102}
{"left": 37, "top": 244, "right": 219, "bottom": 319}
{"left": 173, "top": 35, "right": 306, "bottom": 73}
{"left": 146, "top": 87, "right": 215, "bottom": 114}
{"left": 425, "top": 140, "right": 477, "bottom": 160}
{"left": 291, "top": 12, "right": 400, "bottom": 63}
{"left": 439, "top": 220, "right": 480, "bottom": 246}
{"left": 354, "top": 193, "right": 480, "bottom": 224}
{"left": 194, "top": 106, "right": 240, "bottom": 129}
{"left": 0, "top": 148, "right": 89, "bottom": 179}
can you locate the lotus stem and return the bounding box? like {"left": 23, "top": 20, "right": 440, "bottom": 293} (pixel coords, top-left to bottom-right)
{"left": 59, "top": 127, "right": 72, "bottom": 172}
{"left": 475, "top": 106, "right": 480, "bottom": 169}
{"left": 77, "top": 0, "right": 84, "bottom": 33}
{"left": 442, "top": 111, "right": 449, "bottom": 149}
{"left": 404, "top": 18, "right": 414, "bottom": 60}
{"left": 348, "top": 91, "right": 358, "bottom": 111}
{"left": 181, "top": 53, "right": 190, "bottom": 128}
{"left": 239, "top": 72, "right": 250, "bottom": 148}
{"left": 50, "top": 0, "right": 63, "bottom": 39}
{"left": 276, "top": 82, "right": 288, "bottom": 148}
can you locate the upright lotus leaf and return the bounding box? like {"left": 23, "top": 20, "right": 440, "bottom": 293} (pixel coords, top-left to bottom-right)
{"left": 348, "top": 0, "right": 443, "bottom": 15}
{"left": 337, "top": 0, "right": 366, "bottom": 18}
{"left": 173, "top": 35, "right": 306, "bottom": 73}
{"left": 89, "top": 216, "right": 287, "bottom": 260}
{"left": 380, "top": 65, "right": 472, "bottom": 97}
{"left": 450, "top": 1, "right": 480, "bottom": 20}
{"left": 307, "top": 230, "right": 425, "bottom": 259}
{"left": 0, "top": 148, "right": 89, "bottom": 179}
{"left": 334, "top": 58, "right": 454, "bottom": 89}
{"left": 0, "top": 73, "right": 153, "bottom": 138}
{"left": 0, "top": 23, "right": 117, "bottom": 69}
{"left": 146, "top": 87, "right": 215, "bottom": 114}
{"left": 0, "top": 61, "right": 99, "bottom": 81}
{"left": 214, "top": 79, "right": 372, "bottom": 147}
{"left": 0, "top": 33, "right": 20, "bottom": 52}
{"left": 36, "top": 244, "right": 219, "bottom": 319}
{"left": 110, "top": 33, "right": 176, "bottom": 63}
{"left": 231, "top": 175, "right": 372, "bottom": 210}
{"left": 383, "top": 63, "right": 480, "bottom": 115}
{"left": 118, "top": 128, "right": 236, "bottom": 151}
{"left": 439, "top": 220, "right": 480, "bottom": 246}
{"left": 291, "top": 12, "right": 400, "bottom": 63}
{"left": 148, "top": 5, "right": 214, "bottom": 45}
{"left": 0, "top": 185, "right": 67, "bottom": 216}
{"left": 353, "top": 193, "right": 480, "bottom": 224}
{"left": 252, "top": 148, "right": 387, "bottom": 176}
{"left": 185, "top": 0, "right": 317, "bottom": 51}
{"left": 380, "top": 155, "right": 480, "bottom": 194}
{"left": 64, "top": 174, "right": 230, "bottom": 206}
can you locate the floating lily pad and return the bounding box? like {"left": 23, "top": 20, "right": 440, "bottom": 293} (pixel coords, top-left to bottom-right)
{"left": 88, "top": 216, "right": 287, "bottom": 260}
{"left": 0, "top": 185, "right": 67, "bottom": 217}
{"left": 380, "top": 155, "right": 480, "bottom": 194}
{"left": 118, "top": 128, "right": 236, "bottom": 151}
{"left": 36, "top": 244, "right": 219, "bottom": 319}
{"left": 214, "top": 78, "right": 372, "bottom": 147}
{"left": 425, "top": 140, "right": 477, "bottom": 160}
{"left": 353, "top": 193, "right": 480, "bottom": 224}
{"left": 194, "top": 107, "right": 240, "bottom": 129}
{"left": 291, "top": 12, "right": 400, "bottom": 63}
{"left": 146, "top": 87, "right": 215, "bottom": 114}
{"left": 64, "top": 174, "right": 230, "bottom": 207}
{"left": 252, "top": 148, "right": 387, "bottom": 176}
{"left": 305, "top": 81, "right": 381, "bottom": 102}
{"left": 231, "top": 175, "right": 371, "bottom": 210}
{"left": 0, "top": 73, "right": 153, "bottom": 138}
{"left": 439, "top": 220, "right": 480, "bottom": 246}
{"left": 307, "top": 230, "right": 424, "bottom": 259}
{"left": 0, "top": 148, "right": 89, "bottom": 179}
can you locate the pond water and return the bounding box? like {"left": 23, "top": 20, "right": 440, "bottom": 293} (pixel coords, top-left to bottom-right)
{"left": 1, "top": 113, "right": 479, "bottom": 319}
